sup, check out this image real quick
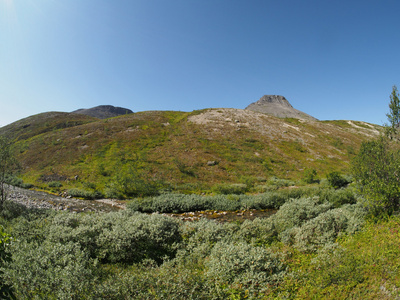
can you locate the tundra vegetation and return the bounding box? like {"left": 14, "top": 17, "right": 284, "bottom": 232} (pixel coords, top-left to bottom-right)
{"left": 1, "top": 88, "right": 400, "bottom": 299}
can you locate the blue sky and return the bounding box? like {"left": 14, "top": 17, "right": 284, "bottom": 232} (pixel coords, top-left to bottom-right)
{"left": 1, "top": 0, "right": 400, "bottom": 126}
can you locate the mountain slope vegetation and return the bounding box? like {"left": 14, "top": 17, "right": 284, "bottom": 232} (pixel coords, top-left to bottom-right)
{"left": 0, "top": 108, "right": 380, "bottom": 195}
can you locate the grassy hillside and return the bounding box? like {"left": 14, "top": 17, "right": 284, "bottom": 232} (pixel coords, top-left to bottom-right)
{"left": 0, "top": 108, "right": 381, "bottom": 195}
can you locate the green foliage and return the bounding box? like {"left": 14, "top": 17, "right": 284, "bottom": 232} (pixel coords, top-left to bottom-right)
{"left": 127, "top": 188, "right": 320, "bottom": 214}
{"left": 4, "top": 175, "right": 33, "bottom": 189}
{"left": 67, "top": 187, "right": 103, "bottom": 199}
{"left": 212, "top": 183, "right": 248, "bottom": 195}
{"left": 273, "top": 197, "right": 332, "bottom": 234}
{"left": 0, "top": 137, "right": 18, "bottom": 208}
{"left": 352, "top": 136, "right": 400, "bottom": 215}
{"left": 387, "top": 85, "right": 400, "bottom": 132}
{"left": 48, "top": 181, "right": 62, "bottom": 188}
{"left": 302, "top": 168, "right": 319, "bottom": 184}
{"left": 235, "top": 217, "right": 277, "bottom": 246}
{"left": 326, "top": 171, "right": 349, "bottom": 189}
{"left": 105, "top": 165, "right": 162, "bottom": 198}
{"left": 205, "top": 241, "right": 286, "bottom": 298}
{"left": 0, "top": 226, "right": 14, "bottom": 299}
{"left": 289, "top": 204, "right": 366, "bottom": 252}
{"left": 279, "top": 216, "right": 400, "bottom": 299}
{"left": 1, "top": 240, "right": 95, "bottom": 299}
{"left": 47, "top": 211, "right": 181, "bottom": 264}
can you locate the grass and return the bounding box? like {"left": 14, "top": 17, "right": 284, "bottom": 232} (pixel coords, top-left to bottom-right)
{"left": 275, "top": 216, "right": 400, "bottom": 299}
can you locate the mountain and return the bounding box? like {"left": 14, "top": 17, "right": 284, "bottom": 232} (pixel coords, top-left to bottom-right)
{"left": 245, "top": 95, "right": 318, "bottom": 121}
{"left": 72, "top": 105, "right": 133, "bottom": 119}
{"left": 0, "top": 106, "right": 381, "bottom": 194}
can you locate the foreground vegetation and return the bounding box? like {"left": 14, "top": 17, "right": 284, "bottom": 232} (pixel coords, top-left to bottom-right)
{"left": 1, "top": 185, "right": 375, "bottom": 299}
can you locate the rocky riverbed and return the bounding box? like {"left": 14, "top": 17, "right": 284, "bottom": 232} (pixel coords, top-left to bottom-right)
{"left": 5, "top": 185, "right": 125, "bottom": 213}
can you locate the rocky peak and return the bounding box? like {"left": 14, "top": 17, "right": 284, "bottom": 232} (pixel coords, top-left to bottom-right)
{"left": 245, "top": 95, "right": 317, "bottom": 121}
{"left": 256, "top": 95, "right": 293, "bottom": 107}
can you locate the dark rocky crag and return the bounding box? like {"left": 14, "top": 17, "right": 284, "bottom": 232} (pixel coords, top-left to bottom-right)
{"left": 245, "top": 95, "right": 318, "bottom": 121}
{"left": 73, "top": 105, "right": 133, "bottom": 119}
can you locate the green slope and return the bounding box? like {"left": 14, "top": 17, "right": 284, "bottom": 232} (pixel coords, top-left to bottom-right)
{"left": 0, "top": 108, "right": 381, "bottom": 195}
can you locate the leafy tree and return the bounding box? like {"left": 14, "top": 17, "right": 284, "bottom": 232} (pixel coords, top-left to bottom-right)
{"left": 0, "top": 137, "right": 18, "bottom": 209}
{"left": 351, "top": 87, "right": 400, "bottom": 217}
{"left": 387, "top": 85, "right": 400, "bottom": 131}
{"left": 352, "top": 136, "right": 400, "bottom": 216}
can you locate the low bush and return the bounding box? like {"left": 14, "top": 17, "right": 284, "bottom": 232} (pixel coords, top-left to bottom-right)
{"left": 67, "top": 188, "right": 102, "bottom": 199}
{"left": 212, "top": 183, "right": 248, "bottom": 195}
{"left": 48, "top": 211, "right": 182, "bottom": 264}
{"left": 178, "top": 218, "right": 238, "bottom": 264}
{"left": 272, "top": 197, "right": 332, "bottom": 234}
{"left": 128, "top": 187, "right": 320, "bottom": 214}
{"left": 4, "top": 176, "right": 33, "bottom": 189}
{"left": 286, "top": 204, "right": 367, "bottom": 252}
{"left": 303, "top": 168, "right": 319, "bottom": 184}
{"left": 205, "top": 241, "right": 287, "bottom": 298}
{"left": 326, "top": 171, "right": 350, "bottom": 189}
{"left": 0, "top": 226, "right": 14, "bottom": 299}
{"left": 235, "top": 217, "right": 277, "bottom": 246}
{"left": 1, "top": 240, "right": 95, "bottom": 299}
{"left": 48, "top": 181, "right": 62, "bottom": 188}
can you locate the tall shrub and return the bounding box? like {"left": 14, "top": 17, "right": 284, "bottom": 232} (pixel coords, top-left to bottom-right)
{"left": 352, "top": 136, "right": 400, "bottom": 215}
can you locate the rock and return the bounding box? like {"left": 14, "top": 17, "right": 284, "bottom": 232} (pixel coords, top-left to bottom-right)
{"left": 207, "top": 161, "right": 218, "bottom": 166}
{"left": 245, "top": 95, "right": 318, "bottom": 121}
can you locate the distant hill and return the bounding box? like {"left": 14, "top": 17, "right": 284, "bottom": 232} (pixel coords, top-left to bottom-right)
{"left": 72, "top": 105, "right": 133, "bottom": 119}
{"left": 0, "top": 106, "right": 381, "bottom": 194}
{"left": 245, "top": 95, "right": 318, "bottom": 121}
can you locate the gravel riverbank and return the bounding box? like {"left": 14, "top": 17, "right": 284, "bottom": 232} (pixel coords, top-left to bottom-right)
{"left": 5, "top": 185, "right": 125, "bottom": 213}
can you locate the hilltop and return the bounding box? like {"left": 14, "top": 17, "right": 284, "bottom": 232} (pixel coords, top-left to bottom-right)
{"left": 245, "top": 95, "right": 318, "bottom": 120}
{"left": 73, "top": 105, "right": 133, "bottom": 119}
{"left": 0, "top": 102, "right": 381, "bottom": 195}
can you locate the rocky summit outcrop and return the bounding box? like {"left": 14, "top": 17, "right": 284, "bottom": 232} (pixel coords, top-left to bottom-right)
{"left": 245, "top": 95, "right": 318, "bottom": 121}
{"left": 73, "top": 105, "right": 133, "bottom": 119}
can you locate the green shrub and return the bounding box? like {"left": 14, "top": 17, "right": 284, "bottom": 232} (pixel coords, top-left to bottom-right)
{"left": 1, "top": 240, "right": 95, "bottom": 299}
{"left": 105, "top": 165, "right": 162, "bottom": 198}
{"left": 212, "top": 183, "right": 248, "bottom": 195}
{"left": 178, "top": 219, "right": 238, "bottom": 264}
{"left": 97, "top": 212, "right": 181, "bottom": 264}
{"left": 326, "top": 171, "right": 350, "bottom": 189}
{"left": 67, "top": 188, "right": 99, "bottom": 199}
{"left": 128, "top": 188, "right": 315, "bottom": 214}
{"left": 316, "top": 187, "right": 357, "bottom": 208}
{"left": 352, "top": 136, "right": 400, "bottom": 216}
{"left": 4, "top": 176, "right": 33, "bottom": 189}
{"left": 290, "top": 204, "right": 366, "bottom": 252}
{"left": 48, "top": 181, "right": 62, "bottom": 188}
{"left": 205, "top": 241, "right": 287, "bottom": 298}
{"left": 303, "top": 168, "right": 319, "bottom": 184}
{"left": 267, "top": 177, "right": 295, "bottom": 188}
{"left": 0, "top": 226, "right": 14, "bottom": 299}
{"left": 273, "top": 197, "right": 332, "bottom": 234}
{"left": 235, "top": 218, "right": 277, "bottom": 246}
{"left": 48, "top": 211, "right": 181, "bottom": 265}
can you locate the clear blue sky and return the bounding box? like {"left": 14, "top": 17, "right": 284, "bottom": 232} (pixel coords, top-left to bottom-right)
{"left": 1, "top": 0, "right": 400, "bottom": 127}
